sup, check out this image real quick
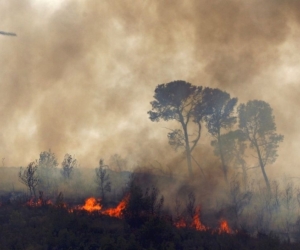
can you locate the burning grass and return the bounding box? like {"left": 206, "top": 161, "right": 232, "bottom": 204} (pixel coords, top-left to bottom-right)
{"left": 174, "top": 206, "right": 233, "bottom": 234}
{"left": 0, "top": 191, "right": 299, "bottom": 249}
{"left": 76, "top": 195, "right": 129, "bottom": 218}
{"left": 23, "top": 194, "right": 234, "bottom": 235}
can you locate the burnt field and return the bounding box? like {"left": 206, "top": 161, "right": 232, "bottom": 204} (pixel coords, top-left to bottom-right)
{"left": 1, "top": 167, "right": 300, "bottom": 250}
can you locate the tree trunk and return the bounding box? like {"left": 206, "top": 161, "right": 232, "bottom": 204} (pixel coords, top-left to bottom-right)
{"left": 254, "top": 142, "right": 271, "bottom": 194}
{"left": 182, "top": 123, "right": 193, "bottom": 177}
{"left": 218, "top": 131, "right": 228, "bottom": 184}
{"left": 241, "top": 161, "right": 248, "bottom": 191}
{"left": 33, "top": 187, "right": 37, "bottom": 199}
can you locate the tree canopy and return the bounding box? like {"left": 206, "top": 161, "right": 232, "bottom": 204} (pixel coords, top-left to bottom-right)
{"left": 148, "top": 81, "right": 283, "bottom": 187}
{"left": 238, "top": 100, "right": 283, "bottom": 193}
{"left": 199, "top": 88, "right": 238, "bottom": 183}
{"left": 148, "top": 80, "right": 207, "bottom": 177}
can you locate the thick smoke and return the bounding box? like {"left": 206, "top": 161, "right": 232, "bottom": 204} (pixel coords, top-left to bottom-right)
{"left": 0, "top": 0, "right": 300, "bottom": 181}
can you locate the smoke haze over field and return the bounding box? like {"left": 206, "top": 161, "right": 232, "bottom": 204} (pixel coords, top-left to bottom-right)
{"left": 1, "top": 0, "right": 300, "bottom": 179}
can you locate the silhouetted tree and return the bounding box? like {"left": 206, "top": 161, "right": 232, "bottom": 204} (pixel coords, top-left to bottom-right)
{"left": 123, "top": 176, "right": 164, "bottom": 228}
{"left": 95, "top": 159, "right": 111, "bottom": 202}
{"left": 61, "top": 154, "right": 77, "bottom": 180}
{"left": 198, "top": 88, "right": 238, "bottom": 183}
{"left": 38, "top": 149, "right": 58, "bottom": 192}
{"left": 148, "top": 80, "right": 209, "bottom": 177}
{"left": 186, "top": 191, "right": 196, "bottom": 219}
{"left": 211, "top": 130, "right": 248, "bottom": 188}
{"left": 19, "top": 161, "right": 39, "bottom": 198}
{"left": 238, "top": 100, "right": 283, "bottom": 194}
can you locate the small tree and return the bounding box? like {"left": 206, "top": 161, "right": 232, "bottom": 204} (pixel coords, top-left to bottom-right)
{"left": 38, "top": 149, "right": 58, "bottom": 192}
{"left": 19, "top": 161, "right": 39, "bottom": 198}
{"left": 61, "top": 154, "right": 77, "bottom": 180}
{"left": 238, "top": 100, "right": 283, "bottom": 194}
{"left": 123, "top": 176, "right": 164, "bottom": 228}
{"left": 95, "top": 159, "right": 111, "bottom": 202}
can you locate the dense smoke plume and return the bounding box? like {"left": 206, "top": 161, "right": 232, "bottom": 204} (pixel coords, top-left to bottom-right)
{"left": 0, "top": 0, "right": 300, "bottom": 181}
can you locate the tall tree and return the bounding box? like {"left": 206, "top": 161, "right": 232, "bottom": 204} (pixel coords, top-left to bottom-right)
{"left": 211, "top": 130, "right": 248, "bottom": 188}
{"left": 19, "top": 161, "right": 39, "bottom": 198}
{"left": 148, "top": 80, "right": 208, "bottom": 177}
{"left": 238, "top": 100, "right": 283, "bottom": 194}
{"left": 198, "top": 88, "right": 238, "bottom": 183}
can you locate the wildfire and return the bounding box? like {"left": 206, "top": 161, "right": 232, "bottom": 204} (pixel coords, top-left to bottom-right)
{"left": 218, "top": 219, "right": 232, "bottom": 234}
{"left": 174, "top": 207, "right": 207, "bottom": 231}
{"left": 81, "top": 197, "right": 102, "bottom": 212}
{"left": 191, "top": 207, "right": 207, "bottom": 231}
{"left": 26, "top": 198, "right": 53, "bottom": 207}
{"left": 23, "top": 195, "right": 233, "bottom": 235}
{"left": 174, "top": 208, "right": 233, "bottom": 234}
{"left": 75, "top": 195, "right": 129, "bottom": 218}
{"left": 102, "top": 195, "right": 129, "bottom": 218}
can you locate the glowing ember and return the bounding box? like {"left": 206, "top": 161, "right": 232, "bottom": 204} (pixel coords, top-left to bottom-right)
{"left": 46, "top": 200, "right": 53, "bottom": 205}
{"left": 218, "top": 219, "right": 231, "bottom": 234}
{"left": 174, "top": 217, "right": 187, "bottom": 228}
{"left": 103, "top": 195, "right": 128, "bottom": 218}
{"left": 26, "top": 197, "right": 53, "bottom": 207}
{"left": 81, "top": 197, "right": 102, "bottom": 212}
{"left": 26, "top": 198, "right": 34, "bottom": 206}
{"left": 26, "top": 198, "right": 42, "bottom": 207}
{"left": 191, "top": 207, "right": 207, "bottom": 231}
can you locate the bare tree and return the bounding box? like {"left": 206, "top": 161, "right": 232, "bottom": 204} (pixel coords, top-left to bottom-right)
{"left": 95, "top": 159, "right": 111, "bottom": 202}
{"left": 19, "top": 161, "right": 39, "bottom": 198}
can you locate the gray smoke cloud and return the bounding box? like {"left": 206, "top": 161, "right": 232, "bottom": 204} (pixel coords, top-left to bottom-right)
{"left": 0, "top": 0, "right": 300, "bottom": 180}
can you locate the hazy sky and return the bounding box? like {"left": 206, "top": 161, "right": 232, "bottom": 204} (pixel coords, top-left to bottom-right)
{"left": 1, "top": 0, "right": 300, "bottom": 180}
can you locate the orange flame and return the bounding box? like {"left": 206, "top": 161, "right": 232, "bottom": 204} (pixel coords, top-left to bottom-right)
{"left": 218, "top": 219, "right": 231, "bottom": 234}
{"left": 191, "top": 207, "right": 207, "bottom": 231}
{"left": 78, "top": 196, "right": 128, "bottom": 217}
{"left": 81, "top": 197, "right": 102, "bottom": 212}
{"left": 103, "top": 195, "right": 129, "bottom": 218}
